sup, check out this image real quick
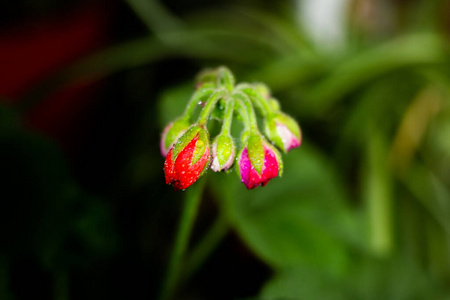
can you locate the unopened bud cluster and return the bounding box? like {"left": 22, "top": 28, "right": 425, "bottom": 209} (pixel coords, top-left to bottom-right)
{"left": 161, "top": 67, "right": 302, "bottom": 191}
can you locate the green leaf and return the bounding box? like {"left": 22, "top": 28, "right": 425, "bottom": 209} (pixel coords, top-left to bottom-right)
{"left": 214, "top": 145, "right": 363, "bottom": 272}
{"left": 261, "top": 267, "right": 348, "bottom": 300}
{"left": 303, "top": 33, "right": 447, "bottom": 114}
{"left": 262, "top": 256, "right": 450, "bottom": 300}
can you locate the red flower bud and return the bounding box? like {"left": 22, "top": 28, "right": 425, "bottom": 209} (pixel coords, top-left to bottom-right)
{"left": 160, "top": 118, "right": 190, "bottom": 157}
{"left": 164, "top": 126, "right": 210, "bottom": 190}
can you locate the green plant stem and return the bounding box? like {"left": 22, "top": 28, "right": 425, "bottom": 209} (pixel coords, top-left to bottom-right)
{"left": 220, "top": 98, "right": 235, "bottom": 135}
{"left": 183, "top": 214, "right": 229, "bottom": 281}
{"left": 238, "top": 85, "right": 273, "bottom": 117}
{"left": 197, "top": 90, "right": 225, "bottom": 126}
{"left": 232, "top": 92, "right": 259, "bottom": 133}
{"left": 158, "top": 180, "right": 205, "bottom": 300}
{"left": 182, "top": 86, "right": 215, "bottom": 122}
{"left": 234, "top": 99, "right": 251, "bottom": 133}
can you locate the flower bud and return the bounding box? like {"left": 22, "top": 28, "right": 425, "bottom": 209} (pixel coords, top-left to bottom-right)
{"left": 211, "top": 134, "right": 235, "bottom": 172}
{"left": 237, "top": 133, "right": 282, "bottom": 189}
{"left": 269, "top": 98, "right": 280, "bottom": 112}
{"left": 217, "top": 66, "right": 235, "bottom": 91}
{"left": 164, "top": 125, "right": 210, "bottom": 190}
{"left": 265, "top": 113, "right": 301, "bottom": 152}
{"left": 160, "top": 118, "right": 190, "bottom": 157}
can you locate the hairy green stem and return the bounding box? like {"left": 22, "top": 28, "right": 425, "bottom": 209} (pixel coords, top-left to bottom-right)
{"left": 237, "top": 85, "right": 273, "bottom": 117}
{"left": 182, "top": 85, "right": 215, "bottom": 122}
{"left": 234, "top": 99, "right": 251, "bottom": 131}
{"left": 220, "top": 98, "right": 235, "bottom": 135}
{"left": 158, "top": 180, "right": 205, "bottom": 300}
{"left": 197, "top": 90, "right": 226, "bottom": 126}
{"left": 232, "top": 92, "right": 259, "bottom": 133}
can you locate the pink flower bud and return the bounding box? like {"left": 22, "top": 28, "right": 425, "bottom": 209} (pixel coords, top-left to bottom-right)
{"left": 237, "top": 134, "right": 282, "bottom": 189}
{"left": 265, "top": 113, "right": 301, "bottom": 152}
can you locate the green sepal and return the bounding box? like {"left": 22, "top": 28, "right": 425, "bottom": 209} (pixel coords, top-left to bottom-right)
{"left": 172, "top": 125, "right": 210, "bottom": 165}
{"left": 235, "top": 147, "right": 244, "bottom": 181}
{"left": 247, "top": 133, "right": 265, "bottom": 175}
{"left": 164, "top": 117, "right": 191, "bottom": 150}
{"left": 266, "top": 141, "right": 283, "bottom": 176}
{"left": 215, "top": 134, "right": 235, "bottom": 167}
{"left": 193, "top": 127, "right": 210, "bottom": 165}
{"left": 172, "top": 125, "right": 201, "bottom": 162}
{"left": 264, "top": 116, "right": 284, "bottom": 152}
{"left": 240, "top": 130, "right": 250, "bottom": 145}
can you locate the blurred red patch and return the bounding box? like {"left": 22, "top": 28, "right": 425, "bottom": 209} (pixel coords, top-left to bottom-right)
{"left": 0, "top": 3, "right": 113, "bottom": 149}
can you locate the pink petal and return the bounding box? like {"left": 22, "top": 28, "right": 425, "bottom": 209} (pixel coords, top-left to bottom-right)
{"left": 239, "top": 145, "right": 279, "bottom": 189}
{"left": 276, "top": 123, "right": 300, "bottom": 151}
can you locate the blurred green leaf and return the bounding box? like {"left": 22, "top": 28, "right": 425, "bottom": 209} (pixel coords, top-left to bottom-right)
{"left": 363, "top": 130, "right": 394, "bottom": 257}
{"left": 261, "top": 256, "right": 449, "bottom": 300}
{"left": 261, "top": 266, "right": 348, "bottom": 300}
{"left": 303, "top": 33, "right": 448, "bottom": 115}
{"left": 213, "top": 145, "right": 364, "bottom": 273}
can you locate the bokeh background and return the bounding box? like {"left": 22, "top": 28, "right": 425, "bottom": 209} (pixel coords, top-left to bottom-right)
{"left": 1, "top": 0, "right": 450, "bottom": 299}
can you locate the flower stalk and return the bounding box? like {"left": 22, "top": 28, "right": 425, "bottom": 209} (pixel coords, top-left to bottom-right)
{"left": 158, "top": 180, "right": 205, "bottom": 300}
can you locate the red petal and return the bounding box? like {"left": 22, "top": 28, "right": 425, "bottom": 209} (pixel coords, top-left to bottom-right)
{"left": 164, "top": 148, "right": 177, "bottom": 184}
{"left": 174, "top": 135, "right": 210, "bottom": 190}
